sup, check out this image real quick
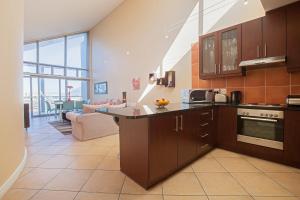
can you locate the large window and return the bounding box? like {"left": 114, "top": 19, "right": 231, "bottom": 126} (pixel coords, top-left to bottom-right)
{"left": 23, "top": 33, "right": 89, "bottom": 116}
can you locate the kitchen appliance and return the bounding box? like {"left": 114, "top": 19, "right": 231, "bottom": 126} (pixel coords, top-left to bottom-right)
{"left": 239, "top": 56, "right": 286, "bottom": 68}
{"left": 231, "top": 91, "right": 242, "bottom": 104}
{"left": 286, "top": 95, "right": 300, "bottom": 106}
{"left": 237, "top": 107, "right": 284, "bottom": 150}
{"left": 215, "top": 93, "right": 227, "bottom": 103}
{"left": 181, "top": 89, "right": 214, "bottom": 104}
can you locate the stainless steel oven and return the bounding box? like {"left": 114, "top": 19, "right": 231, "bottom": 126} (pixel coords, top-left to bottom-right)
{"left": 237, "top": 108, "right": 284, "bottom": 150}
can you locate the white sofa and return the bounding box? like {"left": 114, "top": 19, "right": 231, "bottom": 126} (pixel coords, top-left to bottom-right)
{"left": 66, "top": 111, "right": 119, "bottom": 141}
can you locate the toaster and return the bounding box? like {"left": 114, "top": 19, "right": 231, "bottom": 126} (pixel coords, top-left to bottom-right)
{"left": 215, "top": 93, "right": 227, "bottom": 103}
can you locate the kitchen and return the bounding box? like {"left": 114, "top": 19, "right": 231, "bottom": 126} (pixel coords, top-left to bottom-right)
{"left": 97, "top": 0, "right": 300, "bottom": 191}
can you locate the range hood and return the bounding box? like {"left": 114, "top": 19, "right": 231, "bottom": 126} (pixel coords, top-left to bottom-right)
{"left": 239, "top": 56, "right": 286, "bottom": 68}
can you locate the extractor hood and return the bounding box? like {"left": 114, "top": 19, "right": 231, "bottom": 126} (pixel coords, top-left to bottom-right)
{"left": 239, "top": 56, "right": 286, "bottom": 68}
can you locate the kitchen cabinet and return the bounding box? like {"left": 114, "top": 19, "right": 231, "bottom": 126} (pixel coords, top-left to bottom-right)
{"left": 286, "top": 1, "right": 300, "bottom": 72}
{"left": 217, "top": 106, "right": 237, "bottom": 150}
{"left": 284, "top": 110, "right": 300, "bottom": 167}
{"left": 241, "top": 9, "right": 286, "bottom": 61}
{"left": 200, "top": 25, "right": 243, "bottom": 79}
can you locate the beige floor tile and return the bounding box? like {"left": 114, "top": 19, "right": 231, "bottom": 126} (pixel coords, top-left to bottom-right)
{"left": 231, "top": 172, "right": 292, "bottom": 196}
{"left": 37, "top": 145, "right": 67, "bottom": 154}
{"left": 192, "top": 158, "right": 226, "bottom": 172}
{"left": 39, "top": 155, "right": 74, "bottom": 168}
{"left": 245, "top": 157, "right": 298, "bottom": 172}
{"left": 266, "top": 172, "right": 300, "bottom": 196}
{"left": 119, "top": 194, "right": 163, "bottom": 200}
{"left": 180, "top": 166, "right": 194, "bottom": 173}
{"left": 2, "top": 189, "right": 37, "bottom": 200}
{"left": 82, "top": 170, "right": 125, "bottom": 193}
{"left": 89, "top": 146, "right": 110, "bottom": 155}
{"left": 74, "top": 192, "right": 119, "bottom": 200}
{"left": 121, "top": 177, "right": 162, "bottom": 194}
{"left": 68, "top": 155, "right": 104, "bottom": 169}
{"left": 62, "top": 146, "right": 94, "bottom": 155}
{"left": 44, "top": 169, "right": 92, "bottom": 191}
{"left": 97, "top": 156, "right": 120, "bottom": 170}
{"left": 25, "top": 154, "right": 52, "bottom": 167}
{"left": 163, "top": 172, "right": 205, "bottom": 195}
{"left": 210, "top": 149, "right": 241, "bottom": 158}
{"left": 30, "top": 190, "right": 77, "bottom": 200}
{"left": 19, "top": 168, "right": 34, "bottom": 177}
{"left": 216, "top": 157, "right": 259, "bottom": 172}
{"left": 13, "top": 168, "right": 61, "bottom": 189}
{"left": 196, "top": 172, "right": 247, "bottom": 195}
{"left": 254, "top": 197, "right": 299, "bottom": 200}
{"left": 208, "top": 196, "right": 253, "bottom": 200}
{"left": 164, "top": 195, "right": 208, "bottom": 200}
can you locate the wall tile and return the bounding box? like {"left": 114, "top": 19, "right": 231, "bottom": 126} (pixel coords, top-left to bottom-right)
{"left": 291, "top": 71, "right": 300, "bottom": 85}
{"left": 198, "top": 79, "right": 211, "bottom": 88}
{"left": 266, "top": 67, "right": 290, "bottom": 86}
{"left": 192, "top": 63, "right": 199, "bottom": 77}
{"left": 227, "top": 76, "right": 245, "bottom": 88}
{"left": 244, "top": 87, "right": 265, "bottom": 104}
{"left": 245, "top": 69, "right": 265, "bottom": 87}
{"left": 291, "top": 86, "right": 300, "bottom": 95}
{"left": 266, "top": 86, "right": 289, "bottom": 104}
{"left": 191, "top": 43, "right": 199, "bottom": 65}
{"left": 212, "top": 78, "right": 226, "bottom": 88}
{"left": 192, "top": 76, "right": 199, "bottom": 88}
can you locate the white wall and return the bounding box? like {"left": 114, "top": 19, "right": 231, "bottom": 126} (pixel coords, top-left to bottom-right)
{"left": 90, "top": 0, "right": 265, "bottom": 105}
{"left": 0, "top": 0, "right": 25, "bottom": 194}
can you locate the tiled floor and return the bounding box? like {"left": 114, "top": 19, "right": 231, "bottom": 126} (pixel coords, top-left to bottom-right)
{"left": 2, "top": 117, "right": 300, "bottom": 200}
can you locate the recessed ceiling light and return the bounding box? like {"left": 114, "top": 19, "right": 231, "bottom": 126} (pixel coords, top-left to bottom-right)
{"left": 244, "top": 0, "right": 248, "bottom": 5}
{"left": 126, "top": 51, "right": 130, "bottom": 55}
{"left": 164, "top": 35, "right": 169, "bottom": 39}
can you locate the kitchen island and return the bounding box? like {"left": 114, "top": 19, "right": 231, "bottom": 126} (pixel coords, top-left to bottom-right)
{"left": 96, "top": 103, "right": 216, "bottom": 189}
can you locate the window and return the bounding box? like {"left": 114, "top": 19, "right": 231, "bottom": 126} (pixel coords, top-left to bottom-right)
{"left": 67, "top": 33, "right": 88, "bottom": 69}
{"left": 39, "top": 37, "right": 65, "bottom": 66}
{"left": 24, "top": 43, "right": 37, "bottom": 62}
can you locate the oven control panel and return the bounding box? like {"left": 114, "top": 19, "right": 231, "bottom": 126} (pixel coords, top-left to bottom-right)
{"left": 237, "top": 108, "right": 284, "bottom": 119}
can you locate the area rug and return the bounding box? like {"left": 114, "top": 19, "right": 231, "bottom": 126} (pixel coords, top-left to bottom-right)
{"left": 49, "top": 121, "right": 72, "bottom": 135}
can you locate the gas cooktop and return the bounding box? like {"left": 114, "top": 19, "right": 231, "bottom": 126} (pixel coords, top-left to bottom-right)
{"left": 238, "top": 103, "right": 285, "bottom": 109}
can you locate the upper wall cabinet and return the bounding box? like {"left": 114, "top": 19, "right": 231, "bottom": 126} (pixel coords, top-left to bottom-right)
{"left": 241, "top": 8, "right": 286, "bottom": 61}
{"left": 200, "top": 25, "right": 242, "bottom": 79}
{"left": 287, "top": 1, "right": 300, "bottom": 72}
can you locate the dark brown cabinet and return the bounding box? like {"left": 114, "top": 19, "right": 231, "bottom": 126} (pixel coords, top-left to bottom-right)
{"left": 197, "top": 108, "right": 215, "bottom": 154}
{"left": 241, "top": 9, "right": 286, "bottom": 61}
{"left": 217, "top": 106, "right": 237, "bottom": 150}
{"left": 284, "top": 110, "right": 300, "bottom": 167}
{"left": 200, "top": 33, "right": 218, "bottom": 79}
{"left": 287, "top": 1, "right": 300, "bottom": 72}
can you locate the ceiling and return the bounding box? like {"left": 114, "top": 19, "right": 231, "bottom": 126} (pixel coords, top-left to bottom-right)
{"left": 260, "top": 0, "right": 299, "bottom": 11}
{"left": 24, "top": 0, "right": 124, "bottom": 42}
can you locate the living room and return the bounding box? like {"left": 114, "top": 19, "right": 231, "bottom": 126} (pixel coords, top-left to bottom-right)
{"left": 1, "top": 0, "right": 300, "bottom": 200}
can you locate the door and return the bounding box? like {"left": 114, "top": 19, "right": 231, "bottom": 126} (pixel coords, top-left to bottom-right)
{"left": 149, "top": 113, "right": 178, "bottom": 183}
{"left": 287, "top": 1, "right": 300, "bottom": 72}
{"left": 284, "top": 110, "right": 300, "bottom": 165}
{"left": 263, "top": 8, "right": 286, "bottom": 58}
{"left": 219, "top": 25, "right": 241, "bottom": 75}
{"left": 178, "top": 111, "right": 198, "bottom": 167}
{"left": 217, "top": 107, "right": 237, "bottom": 150}
{"left": 242, "top": 18, "right": 263, "bottom": 61}
{"left": 200, "top": 33, "right": 218, "bottom": 78}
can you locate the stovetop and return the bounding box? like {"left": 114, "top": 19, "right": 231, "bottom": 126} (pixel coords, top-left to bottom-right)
{"left": 238, "top": 103, "right": 285, "bottom": 109}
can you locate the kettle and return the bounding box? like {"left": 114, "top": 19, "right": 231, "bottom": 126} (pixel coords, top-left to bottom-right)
{"left": 230, "top": 91, "right": 242, "bottom": 104}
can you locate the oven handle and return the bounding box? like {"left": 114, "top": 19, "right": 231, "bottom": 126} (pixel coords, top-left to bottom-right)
{"left": 241, "top": 116, "right": 278, "bottom": 122}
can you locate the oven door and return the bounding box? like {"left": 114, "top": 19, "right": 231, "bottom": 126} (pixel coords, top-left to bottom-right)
{"left": 237, "top": 116, "right": 284, "bottom": 150}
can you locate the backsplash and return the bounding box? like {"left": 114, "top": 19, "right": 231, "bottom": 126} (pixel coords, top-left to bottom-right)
{"left": 191, "top": 43, "right": 300, "bottom": 104}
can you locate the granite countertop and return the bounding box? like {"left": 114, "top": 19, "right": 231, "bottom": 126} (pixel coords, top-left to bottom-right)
{"left": 96, "top": 103, "right": 213, "bottom": 119}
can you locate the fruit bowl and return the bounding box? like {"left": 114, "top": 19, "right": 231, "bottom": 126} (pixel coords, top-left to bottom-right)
{"left": 155, "top": 98, "right": 170, "bottom": 109}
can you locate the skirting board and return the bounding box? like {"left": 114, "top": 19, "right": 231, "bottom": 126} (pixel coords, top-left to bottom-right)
{"left": 0, "top": 147, "right": 27, "bottom": 199}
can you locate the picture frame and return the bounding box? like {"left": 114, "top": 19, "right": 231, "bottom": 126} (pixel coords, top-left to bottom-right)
{"left": 94, "top": 81, "right": 108, "bottom": 94}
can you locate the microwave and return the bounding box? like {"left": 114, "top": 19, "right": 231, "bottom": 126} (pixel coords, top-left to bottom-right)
{"left": 181, "top": 89, "right": 214, "bottom": 104}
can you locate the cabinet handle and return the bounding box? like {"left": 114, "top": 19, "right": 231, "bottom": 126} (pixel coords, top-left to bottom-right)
{"left": 264, "top": 43, "right": 267, "bottom": 57}
{"left": 219, "top": 64, "right": 221, "bottom": 74}
{"left": 200, "top": 122, "right": 209, "bottom": 127}
{"left": 201, "top": 112, "right": 210, "bottom": 116}
{"left": 215, "top": 64, "right": 217, "bottom": 74}
{"left": 201, "top": 133, "right": 209, "bottom": 138}
{"left": 211, "top": 109, "right": 214, "bottom": 120}
{"left": 180, "top": 115, "right": 183, "bottom": 131}
{"left": 257, "top": 45, "right": 260, "bottom": 58}
{"left": 174, "top": 116, "right": 179, "bottom": 132}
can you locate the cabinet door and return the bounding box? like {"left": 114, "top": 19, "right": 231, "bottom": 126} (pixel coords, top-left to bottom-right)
{"left": 178, "top": 111, "right": 198, "bottom": 167}
{"left": 242, "top": 18, "right": 263, "bottom": 61}
{"left": 263, "top": 8, "right": 286, "bottom": 58}
{"left": 217, "top": 107, "right": 237, "bottom": 150}
{"left": 149, "top": 114, "right": 178, "bottom": 183}
{"left": 287, "top": 1, "right": 300, "bottom": 72}
{"left": 219, "top": 25, "right": 241, "bottom": 74}
{"left": 200, "top": 33, "right": 218, "bottom": 78}
{"left": 284, "top": 110, "right": 300, "bottom": 165}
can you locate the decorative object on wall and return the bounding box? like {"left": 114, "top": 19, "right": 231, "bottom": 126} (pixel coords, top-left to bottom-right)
{"left": 149, "top": 73, "right": 157, "bottom": 84}
{"left": 165, "top": 71, "right": 176, "bottom": 87}
{"left": 122, "top": 91, "right": 127, "bottom": 103}
{"left": 66, "top": 85, "right": 73, "bottom": 101}
{"left": 94, "top": 81, "right": 108, "bottom": 94}
{"left": 157, "top": 78, "right": 166, "bottom": 86}
{"left": 132, "top": 78, "right": 141, "bottom": 90}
